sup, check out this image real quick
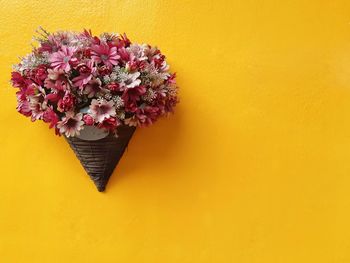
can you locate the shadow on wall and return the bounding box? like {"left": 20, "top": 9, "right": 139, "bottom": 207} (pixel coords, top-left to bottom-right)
{"left": 107, "top": 104, "right": 183, "bottom": 189}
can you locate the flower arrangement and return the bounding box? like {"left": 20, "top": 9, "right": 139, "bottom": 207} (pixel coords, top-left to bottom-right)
{"left": 10, "top": 28, "right": 178, "bottom": 137}
{"left": 10, "top": 28, "right": 179, "bottom": 192}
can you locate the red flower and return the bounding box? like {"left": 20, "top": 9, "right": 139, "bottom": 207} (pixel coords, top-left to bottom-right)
{"left": 122, "top": 85, "right": 146, "bottom": 104}
{"left": 11, "top": 72, "right": 30, "bottom": 88}
{"left": 16, "top": 90, "right": 32, "bottom": 117}
{"left": 98, "top": 65, "right": 112, "bottom": 76}
{"left": 29, "top": 64, "right": 48, "bottom": 86}
{"left": 118, "top": 47, "right": 130, "bottom": 62}
{"left": 117, "top": 33, "right": 131, "bottom": 48}
{"left": 72, "top": 61, "right": 95, "bottom": 88}
{"left": 107, "top": 82, "right": 120, "bottom": 92}
{"left": 43, "top": 107, "right": 59, "bottom": 128}
{"left": 98, "top": 116, "right": 119, "bottom": 132}
{"left": 58, "top": 93, "right": 75, "bottom": 112}
{"left": 46, "top": 89, "right": 65, "bottom": 103}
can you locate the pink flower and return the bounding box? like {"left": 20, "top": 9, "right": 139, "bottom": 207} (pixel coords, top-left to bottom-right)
{"left": 83, "top": 114, "right": 94, "bottom": 125}
{"left": 49, "top": 46, "right": 77, "bottom": 72}
{"left": 44, "top": 69, "right": 69, "bottom": 91}
{"left": 135, "top": 105, "right": 160, "bottom": 126}
{"left": 98, "top": 116, "right": 119, "bottom": 132}
{"left": 89, "top": 99, "right": 116, "bottom": 123}
{"left": 16, "top": 90, "right": 32, "bottom": 117}
{"left": 126, "top": 60, "right": 143, "bottom": 71}
{"left": 84, "top": 78, "right": 102, "bottom": 98}
{"left": 91, "top": 43, "right": 119, "bottom": 68}
{"left": 28, "top": 93, "right": 47, "bottom": 121}
{"left": 57, "top": 112, "right": 84, "bottom": 137}
{"left": 124, "top": 101, "right": 138, "bottom": 113}
{"left": 72, "top": 61, "right": 95, "bottom": 87}
{"left": 11, "top": 29, "right": 178, "bottom": 136}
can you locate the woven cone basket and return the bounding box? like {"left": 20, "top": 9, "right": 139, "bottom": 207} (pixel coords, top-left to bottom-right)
{"left": 65, "top": 125, "right": 136, "bottom": 192}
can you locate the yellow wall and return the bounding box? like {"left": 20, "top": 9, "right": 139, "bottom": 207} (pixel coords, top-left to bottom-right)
{"left": 1, "top": 0, "right": 350, "bottom": 262}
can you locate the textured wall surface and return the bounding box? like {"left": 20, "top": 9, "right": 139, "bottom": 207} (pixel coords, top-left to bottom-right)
{"left": 1, "top": 0, "right": 350, "bottom": 262}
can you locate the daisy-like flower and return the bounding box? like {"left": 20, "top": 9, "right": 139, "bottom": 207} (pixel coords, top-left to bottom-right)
{"left": 57, "top": 112, "right": 84, "bottom": 137}
{"left": 119, "top": 71, "right": 141, "bottom": 90}
{"left": 91, "top": 43, "right": 119, "bottom": 68}
{"left": 49, "top": 46, "right": 76, "bottom": 72}
{"left": 11, "top": 29, "right": 178, "bottom": 138}
{"left": 89, "top": 99, "right": 116, "bottom": 123}
{"left": 29, "top": 93, "right": 47, "bottom": 121}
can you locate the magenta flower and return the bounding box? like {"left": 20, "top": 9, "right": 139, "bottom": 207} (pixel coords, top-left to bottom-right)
{"left": 49, "top": 46, "right": 76, "bottom": 72}
{"left": 57, "top": 112, "right": 84, "bottom": 137}
{"left": 72, "top": 61, "right": 95, "bottom": 88}
{"left": 16, "top": 90, "right": 32, "bottom": 117}
{"left": 89, "top": 99, "right": 116, "bottom": 123}
{"left": 91, "top": 43, "right": 119, "bottom": 68}
{"left": 11, "top": 71, "right": 30, "bottom": 88}
{"left": 43, "top": 107, "right": 59, "bottom": 128}
{"left": 11, "top": 29, "right": 178, "bottom": 138}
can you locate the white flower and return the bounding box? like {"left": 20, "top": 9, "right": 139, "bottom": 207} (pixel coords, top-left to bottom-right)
{"left": 112, "top": 96, "right": 124, "bottom": 108}
{"left": 119, "top": 71, "right": 141, "bottom": 89}
{"left": 14, "top": 52, "right": 50, "bottom": 72}
{"left": 89, "top": 99, "right": 116, "bottom": 123}
{"left": 57, "top": 112, "right": 84, "bottom": 137}
{"left": 127, "top": 44, "right": 148, "bottom": 61}
{"left": 143, "top": 63, "right": 169, "bottom": 86}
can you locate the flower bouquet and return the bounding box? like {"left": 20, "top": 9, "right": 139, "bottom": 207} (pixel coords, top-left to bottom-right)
{"left": 10, "top": 28, "right": 178, "bottom": 191}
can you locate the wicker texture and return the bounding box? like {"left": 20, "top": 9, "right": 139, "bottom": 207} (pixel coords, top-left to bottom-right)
{"left": 65, "top": 125, "right": 136, "bottom": 192}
